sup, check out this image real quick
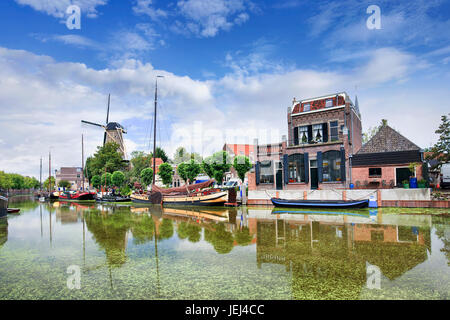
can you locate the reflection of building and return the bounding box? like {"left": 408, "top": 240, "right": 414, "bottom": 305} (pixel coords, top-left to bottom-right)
{"left": 250, "top": 209, "right": 431, "bottom": 299}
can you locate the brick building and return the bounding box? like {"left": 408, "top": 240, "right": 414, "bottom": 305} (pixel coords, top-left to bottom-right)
{"left": 250, "top": 92, "right": 362, "bottom": 191}
{"left": 55, "top": 167, "right": 86, "bottom": 190}
{"left": 351, "top": 122, "right": 424, "bottom": 188}
{"left": 223, "top": 143, "right": 256, "bottom": 183}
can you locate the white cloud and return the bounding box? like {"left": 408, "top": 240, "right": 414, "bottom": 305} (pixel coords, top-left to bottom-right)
{"left": 133, "top": 0, "right": 168, "bottom": 20}
{"left": 15, "top": 0, "right": 108, "bottom": 18}
{"left": 0, "top": 45, "right": 447, "bottom": 177}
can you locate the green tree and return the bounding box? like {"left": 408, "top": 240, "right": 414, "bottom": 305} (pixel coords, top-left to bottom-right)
{"left": 177, "top": 162, "right": 188, "bottom": 183}
{"left": 10, "top": 174, "right": 25, "bottom": 190}
{"left": 0, "top": 171, "right": 12, "bottom": 190}
{"left": 101, "top": 172, "right": 112, "bottom": 187}
{"left": 158, "top": 162, "right": 174, "bottom": 186}
{"left": 173, "top": 147, "right": 191, "bottom": 165}
{"left": 201, "top": 156, "right": 214, "bottom": 178}
{"left": 211, "top": 151, "right": 232, "bottom": 185}
{"left": 58, "top": 180, "right": 71, "bottom": 189}
{"left": 111, "top": 171, "right": 125, "bottom": 187}
{"left": 24, "top": 176, "right": 40, "bottom": 189}
{"left": 43, "top": 176, "right": 56, "bottom": 190}
{"left": 130, "top": 151, "right": 151, "bottom": 179}
{"left": 233, "top": 155, "right": 252, "bottom": 182}
{"left": 89, "top": 142, "right": 126, "bottom": 176}
{"left": 140, "top": 168, "right": 154, "bottom": 186}
{"left": 152, "top": 147, "right": 169, "bottom": 163}
{"left": 91, "top": 175, "right": 101, "bottom": 189}
{"left": 426, "top": 113, "right": 450, "bottom": 169}
{"left": 184, "top": 159, "right": 201, "bottom": 184}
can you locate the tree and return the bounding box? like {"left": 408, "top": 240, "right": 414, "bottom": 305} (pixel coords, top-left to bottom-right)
{"left": 177, "top": 162, "right": 188, "bottom": 183}
{"left": 426, "top": 113, "right": 450, "bottom": 169}
{"left": 111, "top": 171, "right": 125, "bottom": 187}
{"left": 152, "top": 147, "right": 169, "bottom": 163}
{"left": 210, "top": 151, "right": 232, "bottom": 185}
{"left": 173, "top": 147, "right": 191, "bottom": 165}
{"left": 58, "top": 180, "right": 71, "bottom": 189}
{"left": 130, "top": 151, "right": 151, "bottom": 179}
{"left": 201, "top": 156, "right": 215, "bottom": 178}
{"left": 184, "top": 159, "right": 201, "bottom": 184}
{"left": 91, "top": 175, "right": 101, "bottom": 189}
{"left": 88, "top": 142, "right": 126, "bottom": 177}
{"left": 233, "top": 155, "right": 252, "bottom": 182}
{"left": 43, "top": 177, "right": 56, "bottom": 190}
{"left": 0, "top": 171, "right": 12, "bottom": 190}
{"left": 10, "top": 174, "right": 25, "bottom": 190}
{"left": 24, "top": 176, "right": 40, "bottom": 189}
{"left": 140, "top": 168, "right": 154, "bottom": 186}
{"left": 158, "top": 163, "right": 174, "bottom": 186}
{"left": 101, "top": 172, "right": 112, "bottom": 187}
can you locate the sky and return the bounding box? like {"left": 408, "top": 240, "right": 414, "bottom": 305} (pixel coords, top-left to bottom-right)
{"left": 0, "top": 0, "right": 449, "bottom": 178}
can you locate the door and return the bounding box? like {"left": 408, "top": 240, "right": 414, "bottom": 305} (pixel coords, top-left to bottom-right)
{"left": 310, "top": 168, "right": 318, "bottom": 189}
{"left": 276, "top": 169, "right": 283, "bottom": 190}
{"left": 396, "top": 168, "right": 411, "bottom": 186}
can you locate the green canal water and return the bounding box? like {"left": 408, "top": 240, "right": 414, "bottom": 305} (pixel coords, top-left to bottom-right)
{"left": 0, "top": 199, "right": 449, "bottom": 300}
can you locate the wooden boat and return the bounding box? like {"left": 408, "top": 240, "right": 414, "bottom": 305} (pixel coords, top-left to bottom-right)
{"left": 270, "top": 197, "right": 369, "bottom": 209}
{"left": 0, "top": 195, "right": 7, "bottom": 218}
{"left": 131, "top": 179, "right": 228, "bottom": 206}
{"left": 59, "top": 191, "right": 96, "bottom": 201}
{"left": 7, "top": 208, "right": 20, "bottom": 214}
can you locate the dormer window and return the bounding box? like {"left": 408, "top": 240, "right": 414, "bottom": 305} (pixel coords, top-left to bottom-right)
{"left": 325, "top": 99, "right": 333, "bottom": 108}
{"left": 303, "top": 103, "right": 310, "bottom": 112}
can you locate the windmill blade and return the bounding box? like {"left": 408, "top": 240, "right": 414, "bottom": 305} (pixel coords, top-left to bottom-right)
{"left": 81, "top": 120, "right": 105, "bottom": 128}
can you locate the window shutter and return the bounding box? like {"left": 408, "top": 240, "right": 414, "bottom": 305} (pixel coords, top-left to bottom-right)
{"left": 304, "top": 152, "right": 309, "bottom": 183}
{"left": 340, "top": 147, "right": 346, "bottom": 181}
{"left": 255, "top": 162, "right": 260, "bottom": 185}
{"left": 294, "top": 127, "right": 299, "bottom": 145}
{"left": 283, "top": 154, "right": 289, "bottom": 185}
{"left": 307, "top": 125, "right": 313, "bottom": 143}
{"left": 322, "top": 123, "right": 328, "bottom": 142}
{"left": 317, "top": 151, "right": 323, "bottom": 183}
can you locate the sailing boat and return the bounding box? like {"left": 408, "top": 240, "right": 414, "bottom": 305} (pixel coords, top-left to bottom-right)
{"left": 130, "top": 76, "right": 229, "bottom": 206}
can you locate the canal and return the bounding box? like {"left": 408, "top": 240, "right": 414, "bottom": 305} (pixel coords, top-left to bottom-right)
{"left": 0, "top": 199, "right": 449, "bottom": 300}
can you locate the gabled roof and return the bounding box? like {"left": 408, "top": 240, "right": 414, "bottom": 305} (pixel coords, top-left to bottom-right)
{"left": 358, "top": 124, "right": 420, "bottom": 154}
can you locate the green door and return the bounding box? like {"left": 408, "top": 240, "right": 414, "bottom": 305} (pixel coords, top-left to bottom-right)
{"left": 310, "top": 168, "right": 318, "bottom": 189}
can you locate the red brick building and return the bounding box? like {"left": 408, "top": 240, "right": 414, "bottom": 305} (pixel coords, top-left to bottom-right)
{"left": 250, "top": 92, "right": 362, "bottom": 191}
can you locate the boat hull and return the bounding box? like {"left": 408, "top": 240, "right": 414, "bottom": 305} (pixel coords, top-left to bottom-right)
{"left": 271, "top": 198, "right": 369, "bottom": 209}
{"left": 131, "top": 191, "right": 228, "bottom": 206}
{"left": 96, "top": 196, "right": 131, "bottom": 203}
{"left": 0, "top": 196, "right": 8, "bottom": 218}
{"left": 59, "top": 192, "right": 96, "bottom": 201}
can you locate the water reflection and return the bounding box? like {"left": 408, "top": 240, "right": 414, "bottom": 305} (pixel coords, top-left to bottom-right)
{"left": 0, "top": 201, "right": 449, "bottom": 300}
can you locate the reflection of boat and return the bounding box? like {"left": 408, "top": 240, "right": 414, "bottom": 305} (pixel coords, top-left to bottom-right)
{"left": 163, "top": 207, "right": 229, "bottom": 222}
{"left": 271, "top": 198, "right": 369, "bottom": 209}
{"left": 0, "top": 196, "right": 7, "bottom": 218}
{"left": 96, "top": 195, "right": 131, "bottom": 203}
{"left": 131, "top": 180, "right": 228, "bottom": 206}
{"left": 272, "top": 207, "right": 371, "bottom": 218}
{"left": 59, "top": 191, "right": 96, "bottom": 201}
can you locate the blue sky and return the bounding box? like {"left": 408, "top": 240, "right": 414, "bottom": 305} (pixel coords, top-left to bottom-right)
{"left": 0, "top": 0, "right": 450, "bottom": 177}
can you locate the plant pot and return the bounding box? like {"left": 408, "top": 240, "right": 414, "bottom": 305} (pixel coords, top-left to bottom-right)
{"left": 418, "top": 183, "right": 426, "bottom": 188}
{"left": 403, "top": 184, "right": 410, "bottom": 189}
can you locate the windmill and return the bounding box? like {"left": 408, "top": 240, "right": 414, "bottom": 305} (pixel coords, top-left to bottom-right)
{"left": 81, "top": 94, "right": 128, "bottom": 160}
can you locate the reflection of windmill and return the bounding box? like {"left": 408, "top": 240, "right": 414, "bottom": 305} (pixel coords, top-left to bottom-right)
{"left": 81, "top": 94, "right": 128, "bottom": 159}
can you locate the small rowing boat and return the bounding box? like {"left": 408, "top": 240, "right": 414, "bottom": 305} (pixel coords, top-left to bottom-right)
{"left": 7, "top": 208, "right": 20, "bottom": 214}
{"left": 270, "top": 197, "right": 369, "bottom": 209}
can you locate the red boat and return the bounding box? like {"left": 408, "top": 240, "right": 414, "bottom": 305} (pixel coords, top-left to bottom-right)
{"left": 59, "top": 191, "right": 96, "bottom": 201}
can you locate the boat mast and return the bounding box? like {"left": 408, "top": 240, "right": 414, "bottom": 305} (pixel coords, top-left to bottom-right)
{"left": 153, "top": 75, "right": 164, "bottom": 186}
{"left": 81, "top": 134, "right": 85, "bottom": 192}
{"left": 48, "top": 151, "right": 51, "bottom": 193}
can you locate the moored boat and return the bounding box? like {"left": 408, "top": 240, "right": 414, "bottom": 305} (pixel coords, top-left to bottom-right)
{"left": 59, "top": 191, "right": 96, "bottom": 201}
{"left": 96, "top": 195, "right": 131, "bottom": 203}
{"left": 131, "top": 179, "right": 228, "bottom": 206}
{"left": 7, "top": 208, "right": 20, "bottom": 214}
{"left": 270, "top": 197, "right": 369, "bottom": 209}
{"left": 0, "top": 196, "right": 7, "bottom": 218}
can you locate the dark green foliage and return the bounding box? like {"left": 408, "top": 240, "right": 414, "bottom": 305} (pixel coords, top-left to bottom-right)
{"left": 91, "top": 175, "right": 101, "bottom": 188}
{"left": 140, "top": 168, "right": 153, "bottom": 186}
{"left": 233, "top": 155, "right": 252, "bottom": 182}
{"left": 158, "top": 162, "right": 174, "bottom": 186}
{"left": 111, "top": 171, "right": 125, "bottom": 187}
{"left": 426, "top": 113, "right": 450, "bottom": 169}
{"left": 58, "top": 180, "right": 71, "bottom": 189}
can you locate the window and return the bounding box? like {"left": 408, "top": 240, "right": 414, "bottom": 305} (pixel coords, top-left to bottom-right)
{"left": 369, "top": 168, "right": 382, "bottom": 177}
{"left": 299, "top": 126, "right": 309, "bottom": 144}
{"left": 259, "top": 160, "right": 274, "bottom": 184}
{"left": 322, "top": 150, "right": 342, "bottom": 182}
{"left": 303, "top": 103, "right": 310, "bottom": 112}
{"left": 325, "top": 99, "right": 333, "bottom": 108}
{"left": 312, "top": 124, "right": 323, "bottom": 142}
{"left": 288, "top": 154, "right": 305, "bottom": 183}
{"left": 330, "top": 121, "right": 339, "bottom": 141}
